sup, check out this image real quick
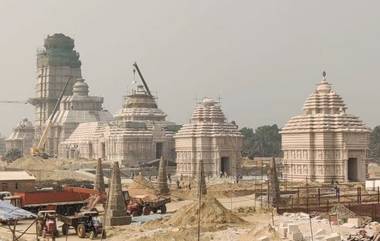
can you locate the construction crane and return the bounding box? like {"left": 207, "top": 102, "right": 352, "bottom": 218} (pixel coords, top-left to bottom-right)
{"left": 30, "top": 78, "right": 72, "bottom": 158}
{"left": 0, "top": 100, "right": 29, "bottom": 104}
{"left": 133, "top": 62, "right": 153, "bottom": 97}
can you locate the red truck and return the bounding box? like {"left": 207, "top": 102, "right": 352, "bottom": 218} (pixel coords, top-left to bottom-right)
{"left": 5, "top": 186, "right": 93, "bottom": 215}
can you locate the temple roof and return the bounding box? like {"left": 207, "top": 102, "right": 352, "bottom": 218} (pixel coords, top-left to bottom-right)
{"left": 175, "top": 98, "right": 242, "bottom": 138}
{"left": 115, "top": 85, "right": 168, "bottom": 123}
{"left": 281, "top": 72, "right": 370, "bottom": 134}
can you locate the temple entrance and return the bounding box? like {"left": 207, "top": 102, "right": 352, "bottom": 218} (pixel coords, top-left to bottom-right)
{"left": 348, "top": 158, "right": 358, "bottom": 181}
{"left": 156, "top": 142, "right": 163, "bottom": 159}
{"left": 220, "top": 157, "right": 230, "bottom": 176}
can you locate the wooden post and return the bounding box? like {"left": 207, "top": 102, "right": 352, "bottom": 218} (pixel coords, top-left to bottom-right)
{"left": 377, "top": 187, "right": 379, "bottom": 204}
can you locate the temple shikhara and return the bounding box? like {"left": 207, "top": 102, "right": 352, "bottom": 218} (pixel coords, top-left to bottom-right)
{"left": 175, "top": 98, "right": 243, "bottom": 177}
{"left": 281, "top": 72, "right": 370, "bottom": 183}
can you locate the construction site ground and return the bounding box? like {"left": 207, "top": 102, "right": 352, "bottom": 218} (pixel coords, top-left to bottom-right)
{"left": 1, "top": 158, "right": 380, "bottom": 240}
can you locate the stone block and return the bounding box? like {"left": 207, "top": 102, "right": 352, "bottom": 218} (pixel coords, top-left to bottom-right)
{"left": 290, "top": 232, "right": 303, "bottom": 241}
{"left": 314, "top": 229, "right": 326, "bottom": 236}
{"left": 323, "top": 233, "right": 341, "bottom": 241}
{"left": 347, "top": 218, "right": 362, "bottom": 227}
{"left": 278, "top": 226, "right": 288, "bottom": 238}
{"left": 257, "top": 236, "right": 269, "bottom": 241}
{"left": 288, "top": 224, "right": 300, "bottom": 234}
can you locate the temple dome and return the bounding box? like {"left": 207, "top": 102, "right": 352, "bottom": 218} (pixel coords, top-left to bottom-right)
{"left": 281, "top": 73, "right": 370, "bottom": 134}
{"left": 73, "top": 79, "right": 89, "bottom": 96}
{"left": 175, "top": 98, "right": 242, "bottom": 138}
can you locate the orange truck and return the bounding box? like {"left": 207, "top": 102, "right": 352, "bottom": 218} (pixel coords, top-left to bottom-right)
{"left": 5, "top": 186, "right": 94, "bottom": 215}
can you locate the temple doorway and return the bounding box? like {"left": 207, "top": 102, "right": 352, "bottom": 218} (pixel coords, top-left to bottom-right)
{"left": 347, "top": 158, "right": 358, "bottom": 181}
{"left": 220, "top": 157, "right": 230, "bottom": 176}
{"left": 156, "top": 142, "right": 163, "bottom": 159}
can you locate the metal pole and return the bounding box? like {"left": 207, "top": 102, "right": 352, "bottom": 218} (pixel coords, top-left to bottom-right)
{"left": 309, "top": 215, "right": 314, "bottom": 241}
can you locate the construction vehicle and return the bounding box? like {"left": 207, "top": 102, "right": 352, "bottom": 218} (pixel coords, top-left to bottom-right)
{"left": 4, "top": 186, "right": 92, "bottom": 215}
{"left": 30, "top": 77, "right": 72, "bottom": 158}
{"left": 58, "top": 211, "right": 106, "bottom": 239}
{"left": 36, "top": 210, "right": 59, "bottom": 240}
{"left": 123, "top": 190, "right": 170, "bottom": 216}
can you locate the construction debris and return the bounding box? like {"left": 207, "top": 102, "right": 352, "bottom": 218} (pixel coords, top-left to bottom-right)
{"left": 165, "top": 196, "right": 245, "bottom": 226}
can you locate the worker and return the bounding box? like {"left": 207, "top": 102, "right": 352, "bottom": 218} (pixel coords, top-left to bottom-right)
{"left": 176, "top": 179, "right": 180, "bottom": 189}
{"left": 168, "top": 173, "right": 172, "bottom": 184}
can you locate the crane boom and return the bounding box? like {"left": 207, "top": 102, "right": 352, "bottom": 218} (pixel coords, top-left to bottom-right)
{"left": 0, "top": 101, "right": 28, "bottom": 104}
{"left": 33, "top": 78, "right": 72, "bottom": 155}
{"left": 133, "top": 62, "right": 152, "bottom": 97}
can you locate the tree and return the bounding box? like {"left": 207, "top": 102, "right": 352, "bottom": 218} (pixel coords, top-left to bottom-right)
{"left": 240, "top": 125, "right": 281, "bottom": 159}
{"left": 2, "top": 148, "right": 22, "bottom": 162}
{"left": 370, "top": 126, "right": 380, "bottom": 161}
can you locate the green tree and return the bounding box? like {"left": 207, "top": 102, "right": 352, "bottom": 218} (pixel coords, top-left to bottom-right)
{"left": 240, "top": 124, "right": 281, "bottom": 158}
{"left": 370, "top": 126, "right": 380, "bottom": 161}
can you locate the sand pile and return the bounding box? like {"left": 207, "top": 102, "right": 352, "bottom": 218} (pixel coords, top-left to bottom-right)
{"left": 127, "top": 174, "right": 158, "bottom": 198}
{"left": 166, "top": 196, "right": 245, "bottom": 227}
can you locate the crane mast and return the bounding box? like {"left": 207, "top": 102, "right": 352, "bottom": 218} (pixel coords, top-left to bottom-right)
{"left": 31, "top": 77, "right": 72, "bottom": 157}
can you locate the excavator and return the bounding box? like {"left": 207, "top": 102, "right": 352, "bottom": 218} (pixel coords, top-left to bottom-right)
{"left": 30, "top": 78, "right": 72, "bottom": 158}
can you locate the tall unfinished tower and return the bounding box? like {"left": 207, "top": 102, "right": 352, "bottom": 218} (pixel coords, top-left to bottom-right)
{"left": 29, "top": 33, "right": 82, "bottom": 138}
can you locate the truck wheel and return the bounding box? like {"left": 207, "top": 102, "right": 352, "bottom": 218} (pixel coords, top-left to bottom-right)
{"left": 142, "top": 206, "right": 151, "bottom": 215}
{"left": 62, "top": 224, "right": 69, "bottom": 235}
{"left": 77, "top": 224, "right": 86, "bottom": 238}
{"left": 161, "top": 205, "right": 167, "bottom": 214}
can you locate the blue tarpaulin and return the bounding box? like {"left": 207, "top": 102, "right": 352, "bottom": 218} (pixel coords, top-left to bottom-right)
{"left": 0, "top": 201, "right": 36, "bottom": 221}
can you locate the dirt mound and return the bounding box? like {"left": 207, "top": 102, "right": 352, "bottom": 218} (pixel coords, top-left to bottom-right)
{"left": 166, "top": 196, "right": 246, "bottom": 227}
{"left": 329, "top": 204, "right": 357, "bottom": 220}
{"left": 8, "top": 157, "right": 60, "bottom": 171}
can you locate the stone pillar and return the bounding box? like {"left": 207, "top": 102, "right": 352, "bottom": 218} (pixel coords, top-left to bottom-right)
{"left": 105, "top": 162, "right": 131, "bottom": 226}
{"left": 158, "top": 157, "right": 170, "bottom": 195}
{"left": 196, "top": 160, "right": 207, "bottom": 197}
{"left": 95, "top": 158, "right": 105, "bottom": 193}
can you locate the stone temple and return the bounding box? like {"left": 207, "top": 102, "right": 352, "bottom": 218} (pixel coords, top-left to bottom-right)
{"left": 29, "top": 33, "right": 82, "bottom": 145}
{"left": 51, "top": 78, "right": 113, "bottom": 157}
{"left": 5, "top": 119, "right": 35, "bottom": 156}
{"left": 61, "top": 82, "right": 177, "bottom": 167}
{"left": 175, "top": 98, "right": 243, "bottom": 177}
{"left": 281, "top": 72, "right": 370, "bottom": 183}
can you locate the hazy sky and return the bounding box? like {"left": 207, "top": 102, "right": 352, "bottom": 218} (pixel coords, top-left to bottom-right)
{"left": 0, "top": 0, "right": 379, "bottom": 136}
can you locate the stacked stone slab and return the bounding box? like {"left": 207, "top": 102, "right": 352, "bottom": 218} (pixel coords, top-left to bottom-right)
{"left": 105, "top": 162, "right": 131, "bottom": 226}
{"left": 95, "top": 158, "right": 105, "bottom": 193}
{"left": 158, "top": 157, "right": 169, "bottom": 195}
{"left": 5, "top": 118, "right": 35, "bottom": 156}
{"left": 281, "top": 72, "right": 370, "bottom": 183}
{"left": 175, "top": 97, "right": 243, "bottom": 177}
